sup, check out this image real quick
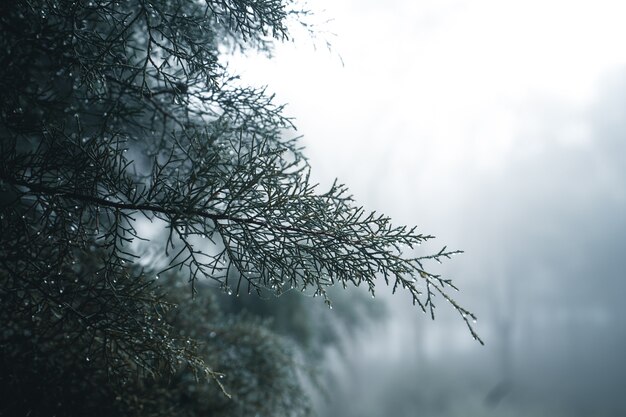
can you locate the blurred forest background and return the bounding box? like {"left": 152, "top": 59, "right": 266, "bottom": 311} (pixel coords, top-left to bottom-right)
{"left": 227, "top": 0, "right": 626, "bottom": 416}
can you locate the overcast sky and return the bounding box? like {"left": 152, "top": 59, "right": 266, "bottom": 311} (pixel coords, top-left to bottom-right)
{"left": 228, "top": 1, "right": 626, "bottom": 415}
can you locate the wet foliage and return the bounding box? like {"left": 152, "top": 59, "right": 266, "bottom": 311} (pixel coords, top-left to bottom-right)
{"left": 0, "top": 0, "right": 478, "bottom": 415}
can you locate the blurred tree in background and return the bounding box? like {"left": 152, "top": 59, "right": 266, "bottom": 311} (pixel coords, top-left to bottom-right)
{"left": 0, "top": 0, "right": 479, "bottom": 415}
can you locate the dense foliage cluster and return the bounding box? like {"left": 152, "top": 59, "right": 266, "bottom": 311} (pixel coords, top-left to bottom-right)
{"left": 0, "top": 0, "right": 479, "bottom": 415}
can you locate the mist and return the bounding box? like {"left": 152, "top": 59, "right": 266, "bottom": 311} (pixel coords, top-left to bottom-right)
{"left": 228, "top": 1, "right": 626, "bottom": 415}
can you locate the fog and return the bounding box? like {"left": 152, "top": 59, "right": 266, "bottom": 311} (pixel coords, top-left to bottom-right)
{"left": 228, "top": 1, "right": 626, "bottom": 415}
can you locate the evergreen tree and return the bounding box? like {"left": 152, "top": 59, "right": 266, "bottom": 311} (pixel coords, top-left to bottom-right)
{"left": 0, "top": 0, "right": 481, "bottom": 415}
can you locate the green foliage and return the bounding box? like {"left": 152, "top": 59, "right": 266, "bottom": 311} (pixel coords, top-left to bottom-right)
{"left": 0, "top": 0, "right": 480, "bottom": 416}
{"left": 0, "top": 258, "right": 313, "bottom": 416}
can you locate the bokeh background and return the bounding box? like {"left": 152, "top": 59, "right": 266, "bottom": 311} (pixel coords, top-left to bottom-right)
{"left": 227, "top": 1, "right": 626, "bottom": 416}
